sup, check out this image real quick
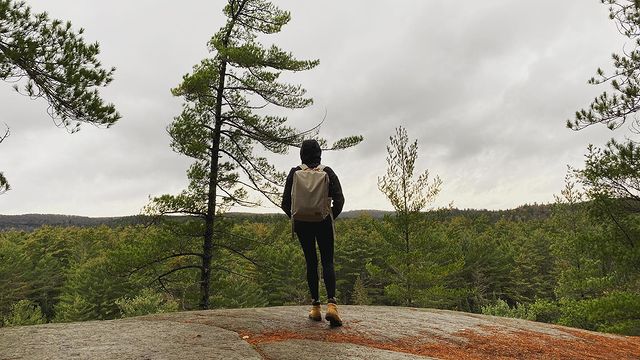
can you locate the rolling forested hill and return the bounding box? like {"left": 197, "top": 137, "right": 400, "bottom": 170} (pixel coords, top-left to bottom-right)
{"left": 0, "top": 204, "right": 555, "bottom": 231}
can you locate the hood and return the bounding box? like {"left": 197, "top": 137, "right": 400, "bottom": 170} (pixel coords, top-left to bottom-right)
{"left": 300, "top": 139, "right": 322, "bottom": 166}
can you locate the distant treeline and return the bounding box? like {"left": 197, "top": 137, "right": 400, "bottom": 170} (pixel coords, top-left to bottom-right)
{"left": 0, "top": 214, "right": 150, "bottom": 231}
{"left": 0, "top": 204, "right": 554, "bottom": 231}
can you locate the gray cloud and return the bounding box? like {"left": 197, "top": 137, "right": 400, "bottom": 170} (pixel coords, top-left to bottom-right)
{"left": 0, "top": 0, "right": 628, "bottom": 216}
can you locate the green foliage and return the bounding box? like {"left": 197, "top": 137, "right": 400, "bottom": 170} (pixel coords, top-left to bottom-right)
{"left": 482, "top": 298, "right": 563, "bottom": 324}
{"left": 527, "top": 299, "right": 563, "bottom": 323}
{"left": 52, "top": 294, "right": 93, "bottom": 323}
{"left": 351, "top": 275, "right": 370, "bottom": 305}
{"left": 378, "top": 126, "right": 442, "bottom": 216}
{"left": 20, "top": 227, "right": 74, "bottom": 319}
{"left": 3, "top": 300, "right": 46, "bottom": 327}
{"left": 115, "top": 288, "right": 179, "bottom": 318}
{"left": 376, "top": 126, "right": 444, "bottom": 306}
{"left": 577, "top": 141, "right": 640, "bottom": 234}
{"left": 558, "top": 291, "right": 640, "bottom": 335}
{"left": 370, "top": 218, "right": 465, "bottom": 308}
{"left": 110, "top": 223, "right": 203, "bottom": 310}
{"left": 482, "top": 299, "right": 531, "bottom": 320}
{"left": 446, "top": 217, "right": 513, "bottom": 312}
{"left": 0, "top": 0, "right": 119, "bottom": 129}
{"left": 252, "top": 228, "right": 307, "bottom": 305}
{"left": 334, "top": 215, "right": 380, "bottom": 304}
{"left": 210, "top": 276, "right": 268, "bottom": 309}
{"left": 568, "top": 0, "right": 640, "bottom": 131}
{"left": 509, "top": 225, "right": 556, "bottom": 303}
{"left": 0, "top": 232, "right": 30, "bottom": 316}
{"left": 568, "top": 2, "right": 640, "bottom": 287}
{"left": 0, "top": 0, "right": 118, "bottom": 195}
{"left": 54, "top": 256, "right": 129, "bottom": 321}
{"left": 551, "top": 176, "right": 638, "bottom": 304}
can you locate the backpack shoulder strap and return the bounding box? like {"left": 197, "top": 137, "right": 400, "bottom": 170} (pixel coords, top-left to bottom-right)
{"left": 299, "top": 164, "right": 308, "bottom": 170}
{"left": 316, "top": 164, "right": 326, "bottom": 171}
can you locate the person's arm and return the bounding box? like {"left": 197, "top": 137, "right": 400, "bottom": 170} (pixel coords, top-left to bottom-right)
{"left": 324, "top": 166, "right": 344, "bottom": 219}
{"left": 281, "top": 167, "right": 297, "bottom": 218}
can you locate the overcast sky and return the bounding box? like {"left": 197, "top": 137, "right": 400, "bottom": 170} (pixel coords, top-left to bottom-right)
{"left": 0, "top": 0, "right": 629, "bottom": 217}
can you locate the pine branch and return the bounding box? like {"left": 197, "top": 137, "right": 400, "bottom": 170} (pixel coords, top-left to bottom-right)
{"left": 212, "top": 243, "right": 260, "bottom": 267}
{"left": 126, "top": 253, "right": 203, "bottom": 277}
{"left": 154, "top": 265, "right": 202, "bottom": 282}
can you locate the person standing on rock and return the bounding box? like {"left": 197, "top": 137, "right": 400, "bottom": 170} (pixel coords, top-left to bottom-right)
{"left": 281, "top": 139, "right": 344, "bottom": 327}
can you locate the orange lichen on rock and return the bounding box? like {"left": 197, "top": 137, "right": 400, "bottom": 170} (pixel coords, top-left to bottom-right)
{"left": 238, "top": 325, "right": 640, "bottom": 360}
{"left": 406, "top": 326, "right": 640, "bottom": 360}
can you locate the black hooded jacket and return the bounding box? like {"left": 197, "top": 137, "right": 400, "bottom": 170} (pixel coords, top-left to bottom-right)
{"left": 281, "top": 139, "right": 344, "bottom": 219}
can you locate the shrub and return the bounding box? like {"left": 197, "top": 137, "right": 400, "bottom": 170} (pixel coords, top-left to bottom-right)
{"left": 53, "top": 294, "right": 94, "bottom": 323}
{"left": 115, "top": 288, "right": 179, "bottom": 318}
{"left": 481, "top": 299, "right": 532, "bottom": 320}
{"left": 4, "top": 300, "right": 46, "bottom": 327}
{"left": 210, "top": 277, "right": 269, "bottom": 309}
{"left": 528, "top": 299, "right": 562, "bottom": 323}
{"left": 351, "top": 275, "right": 371, "bottom": 305}
{"left": 557, "top": 291, "right": 640, "bottom": 335}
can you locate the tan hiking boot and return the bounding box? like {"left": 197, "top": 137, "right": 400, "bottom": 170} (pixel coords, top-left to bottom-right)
{"left": 325, "top": 302, "right": 342, "bottom": 327}
{"left": 309, "top": 303, "right": 322, "bottom": 321}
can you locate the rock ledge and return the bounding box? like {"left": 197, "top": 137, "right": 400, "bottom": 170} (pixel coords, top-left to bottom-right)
{"left": 1, "top": 306, "right": 638, "bottom": 359}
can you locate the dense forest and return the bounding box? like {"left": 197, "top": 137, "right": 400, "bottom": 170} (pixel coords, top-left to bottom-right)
{"left": 1, "top": 198, "right": 638, "bottom": 335}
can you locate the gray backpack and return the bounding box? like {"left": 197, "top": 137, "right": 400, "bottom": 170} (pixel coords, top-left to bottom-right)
{"left": 291, "top": 164, "right": 331, "bottom": 222}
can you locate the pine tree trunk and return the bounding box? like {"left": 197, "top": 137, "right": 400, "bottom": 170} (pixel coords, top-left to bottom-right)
{"left": 200, "top": 142, "right": 218, "bottom": 310}
{"left": 405, "top": 221, "right": 411, "bottom": 306}
{"left": 199, "top": 60, "right": 227, "bottom": 310}
{"left": 198, "top": 2, "right": 242, "bottom": 310}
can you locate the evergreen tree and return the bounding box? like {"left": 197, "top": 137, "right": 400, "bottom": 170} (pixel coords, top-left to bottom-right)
{"left": 377, "top": 126, "right": 442, "bottom": 306}
{"left": 580, "top": 142, "right": 640, "bottom": 217}
{"left": 53, "top": 294, "right": 93, "bottom": 323}
{"left": 446, "top": 216, "right": 511, "bottom": 312}
{"left": 3, "top": 300, "right": 45, "bottom": 327}
{"left": 54, "top": 255, "right": 130, "bottom": 321}
{"left": 0, "top": 0, "right": 119, "bottom": 128}
{"left": 253, "top": 232, "right": 307, "bottom": 305}
{"left": 0, "top": 0, "right": 119, "bottom": 190}
{"left": 568, "top": 0, "right": 640, "bottom": 219}
{"left": 115, "top": 288, "right": 179, "bottom": 318}
{"left": 550, "top": 178, "right": 613, "bottom": 300}
{"left": 334, "top": 215, "right": 379, "bottom": 304}
{"left": 351, "top": 274, "right": 370, "bottom": 305}
{"left": 0, "top": 233, "right": 30, "bottom": 318}
{"left": 209, "top": 276, "right": 268, "bottom": 309}
{"left": 20, "top": 226, "right": 73, "bottom": 319}
{"left": 507, "top": 223, "right": 556, "bottom": 303}
{"left": 567, "top": 0, "right": 640, "bottom": 303}
{"left": 568, "top": 0, "right": 640, "bottom": 132}
{"left": 146, "top": 0, "right": 361, "bottom": 309}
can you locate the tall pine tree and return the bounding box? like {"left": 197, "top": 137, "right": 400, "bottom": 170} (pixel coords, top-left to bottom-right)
{"left": 569, "top": 0, "right": 640, "bottom": 214}
{"left": 147, "top": 0, "right": 362, "bottom": 309}
{"left": 377, "top": 126, "right": 442, "bottom": 306}
{"left": 568, "top": 0, "right": 640, "bottom": 275}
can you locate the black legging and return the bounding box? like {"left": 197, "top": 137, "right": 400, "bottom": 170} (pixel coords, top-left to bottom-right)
{"left": 294, "top": 216, "right": 336, "bottom": 301}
